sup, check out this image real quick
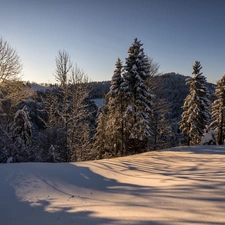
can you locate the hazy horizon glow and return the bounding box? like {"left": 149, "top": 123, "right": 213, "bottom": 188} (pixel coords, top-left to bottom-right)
{"left": 1, "top": 0, "right": 225, "bottom": 84}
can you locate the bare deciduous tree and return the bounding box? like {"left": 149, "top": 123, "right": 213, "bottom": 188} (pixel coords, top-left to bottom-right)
{"left": 54, "top": 50, "right": 72, "bottom": 87}
{"left": 38, "top": 50, "right": 92, "bottom": 162}
{"left": 0, "top": 37, "right": 23, "bottom": 82}
{"left": 148, "top": 57, "right": 160, "bottom": 77}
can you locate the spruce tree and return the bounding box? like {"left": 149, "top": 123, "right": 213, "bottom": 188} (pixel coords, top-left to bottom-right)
{"left": 122, "top": 38, "right": 152, "bottom": 153}
{"left": 106, "top": 58, "right": 125, "bottom": 156}
{"left": 210, "top": 74, "right": 225, "bottom": 144}
{"left": 180, "top": 61, "right": 210, "bottom": 145}
{"left": 93, "top": 107, "right": 108, "bottom": 159}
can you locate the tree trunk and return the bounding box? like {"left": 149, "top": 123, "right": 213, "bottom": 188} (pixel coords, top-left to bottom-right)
{"left": 154, "top": 133, "right": 157, "bottom": 150}
{"left": 187, "top": 123, "right": 191, "bottom": 146}
{"left": 218, "top": 111, "right": 223, "bottom": 145}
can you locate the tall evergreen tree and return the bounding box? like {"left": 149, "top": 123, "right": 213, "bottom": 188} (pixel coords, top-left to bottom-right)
{"left": 121, "top": 38, "right": 152, "bottom": 153}
{"left": 210, "top": 74, "right": 225, "bottom": 144}
{"left": 93, "top": 107, "right": 108, "bottom": 159}
{"left": 106, "top": 58, "right": 125, "bottom": 156}
{"left": 180, "top": 61, "right": 210, "bottom": 145}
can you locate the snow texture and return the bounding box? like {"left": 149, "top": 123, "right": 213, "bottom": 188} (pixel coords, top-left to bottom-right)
{"left": 1, "top": 145, "right": 225, "bottom": 225}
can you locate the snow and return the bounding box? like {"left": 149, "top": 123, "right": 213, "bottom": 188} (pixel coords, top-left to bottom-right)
{"left": 6, "top": 157, "right": 13, "bottom": 163}
{"left": 1, "top": 145, "right": 225, "bottom": 224}
{"left": 200, "top": 129, "right": 217, "bottom": 145}
{"left": 92, "top": 98, "right": 105, "bottom": 108}
{"left": 31, "top": 84, "right": 48, "bottom": 92}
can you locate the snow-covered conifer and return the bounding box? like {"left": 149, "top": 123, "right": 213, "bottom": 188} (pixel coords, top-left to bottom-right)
{"left": 180, "top": 61, "right": 210, "bottom": 145}
{"left": 121, "top": 38, "right": 152, "bottom": 153}
{"left": 93, "top": 107, "right": 108, "bottom": 159}
{"left": 210, "top": 74, "right": 225, "bottom": 144}
{"left": 12, "top": 105, "right": 32, "bottom": 161}
{"left": 106, "top": 58, "right": 126, "bottom": 156}
{"left": 107, "top": 58, "right": 124, "bottom": 110}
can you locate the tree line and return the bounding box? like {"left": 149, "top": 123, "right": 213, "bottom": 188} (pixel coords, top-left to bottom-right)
{"left": 0, "top": 36, "right": 224, "bottom": 163}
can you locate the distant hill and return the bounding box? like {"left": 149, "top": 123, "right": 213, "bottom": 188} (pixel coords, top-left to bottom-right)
{"left": 89, "top": 81, "right": 110, "bottom": 99}
{"left": 28, "top": 73, "right": 215, "bottom": 131}
{"left": 153, "top": 73, "right": 215, "bottom": 121}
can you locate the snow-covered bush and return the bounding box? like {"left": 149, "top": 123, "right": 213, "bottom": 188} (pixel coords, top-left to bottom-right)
{"left": 11, "top": 105, "right": 32, "bottom": 162}
{"left": 200, "top": 128, "right": 217, "bottom": 145}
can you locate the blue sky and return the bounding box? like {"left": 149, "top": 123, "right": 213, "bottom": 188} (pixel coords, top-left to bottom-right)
{"left": 1, "top": 0, "right": 225, "bottom": 84}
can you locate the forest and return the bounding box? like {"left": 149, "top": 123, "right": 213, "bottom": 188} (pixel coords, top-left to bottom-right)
{"left": 0, "top": 37, "right": 224, "bottom": 163}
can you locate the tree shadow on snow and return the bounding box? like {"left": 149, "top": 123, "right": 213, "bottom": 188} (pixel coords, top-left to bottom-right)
{"left": 1, "top": 149, "right": 225, "bottom": 225}
{"left": 0, "top": 162, "right": 174, "bottom": 225}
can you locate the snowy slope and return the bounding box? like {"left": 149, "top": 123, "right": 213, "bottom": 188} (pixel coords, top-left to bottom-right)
{"left": 31, "top": 84, "right": 48, "bottom": 92}
{"left": 1, "top": 145, "right": 225, "bottom": 225}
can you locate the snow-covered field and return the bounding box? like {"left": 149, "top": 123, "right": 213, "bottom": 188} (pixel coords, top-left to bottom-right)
{"left": 1, "top": 146, "right": 225, "bottom": 225}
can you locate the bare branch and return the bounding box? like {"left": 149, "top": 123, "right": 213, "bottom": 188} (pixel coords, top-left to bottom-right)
{"left": 0, "top": 37, "right": 23, "bottom": 82}
{"left": 54, "top": 50, "right": 72, "bottom": 87}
